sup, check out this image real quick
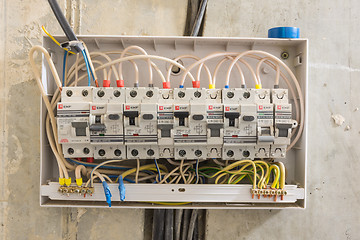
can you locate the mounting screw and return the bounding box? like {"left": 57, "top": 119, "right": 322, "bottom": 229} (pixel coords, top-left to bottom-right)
{"left": 113, "top": 90, "right": 121, "bottom": 97}
{"left": 281, "top": 51, "right": 289, "bottom": 60}
{"left": 97, "top": 90, "right": 105, "bottom": 98}
{"left": 82, "top": 89, "right": 88, "bottom": 97}
{"left": 66, "top": 90, "right": 73, "bottom": 97}
{"left": 130, "top": 90, "right": 137, "bottom": 98}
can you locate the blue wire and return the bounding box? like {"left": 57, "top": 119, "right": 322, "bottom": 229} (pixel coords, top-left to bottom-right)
{"left": 81, "top": 50, "right": 91, "bottom": 86}
{"left": 83, "top": 50, "right": 96, "bottom": 81}
{"left": 62, "top": 51, "right": 67, "bottom": 86}
{"left": 154, "top": 159, "right": 162, "bottom": 182}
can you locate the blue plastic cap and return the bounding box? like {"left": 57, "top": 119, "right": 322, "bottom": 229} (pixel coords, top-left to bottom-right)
{"left": 268, "top": 27, "right": 300, "bottom": 39}
{"left": 102, "top": 181, "right": 112, "bottom": 207}
{"left": 118, "top": 176, "right": 126, "bottom": 201}
{"left": 179, "top": 85, "right": 184, "bottom": 88}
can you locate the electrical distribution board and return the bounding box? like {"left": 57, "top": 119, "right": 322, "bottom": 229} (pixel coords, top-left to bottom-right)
{"left": 37, "top": 36, "right": 308, "bottom": 209}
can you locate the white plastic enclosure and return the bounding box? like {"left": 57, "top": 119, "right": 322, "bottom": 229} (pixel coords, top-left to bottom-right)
{"left": 40, "top": 35, "right": 308, "bottom": 209}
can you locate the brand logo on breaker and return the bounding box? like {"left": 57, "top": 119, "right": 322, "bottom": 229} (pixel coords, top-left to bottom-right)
{"left": 259, "top": 105, "right": 263, "bottom": 110}
{"left": 175, "top": 106, "right": 180, "bottom": 110}
{"left": 58, "top": 104, "right": 63, "bottom": 109}
{"left": 60, "top": 139, "right": 69, "bottom": 143}
{"left": 125, "top": 105, "right": 130, "bottom": 110}
{"left": 225, "top": 107, "right": 230, "bottom": 111}
{"left": 92, "top": 106, "right": 96, "bottom": 110}
{"left": 159, "top": 106, "right": 164, "bottom": 111}
{"left": 208, "top": 105, "right": 213, "bottom": 110}
{"left": 277, "top": 105, "right": 282, "bottom": 110}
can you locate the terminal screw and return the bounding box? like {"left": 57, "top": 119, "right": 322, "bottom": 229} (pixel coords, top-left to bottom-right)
{"left": 66, "top": 90, "right": 73, "bottom": 97}
{"left": 82, "top": 89, "right": 88, "bottom": 97}
{"left": 113, "top": 90, "right": 121, "bottom": 97}
{"left": 97, "top": 90, "right": 105, "bottom": 97}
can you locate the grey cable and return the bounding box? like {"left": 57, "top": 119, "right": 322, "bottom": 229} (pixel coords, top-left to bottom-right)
{"left": 164, "top": 209, "right": 174, "bottom": 240}
{"left": 175, "top": 209, "right": 184, "bottom": 240}
{"left": 187, "top": 209, "right": 198, "bottom": 240}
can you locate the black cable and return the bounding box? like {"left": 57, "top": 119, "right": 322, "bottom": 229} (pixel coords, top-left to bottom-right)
{"left": 152, "top": 209, "right": 165, "bottom": 240}
{"left": 187, "top": 209, "right": 198, "bottom": 240}
{"left": 47, "top": 0, "right": 78, "bottom": 41}
{"left": 190, "top": 0, "right": 208, "bottom": 36}
{"left": 164, "top": 209, "right": 174, "bottom": 240}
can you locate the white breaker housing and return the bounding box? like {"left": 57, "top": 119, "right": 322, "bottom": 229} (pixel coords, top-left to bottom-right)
{"left": 57, "top": 87, "right": 297, "bottom": 160}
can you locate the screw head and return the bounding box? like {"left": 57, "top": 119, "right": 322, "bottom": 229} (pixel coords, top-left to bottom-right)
{"left": 83, "top": 148, "right": 90, "bottom": 155}
{"left": 227, "top": 150, "right": 234, "bottom": 157}
{"left": 131, "top": 149, "right": 139, "bottom": 156}
{"left": 114, "top": 149, "right": 121, "bottom": 156}
{"left": 178, "top": 91, "right": 185, "bottom": 98}
{"left": 113, "top": 90, "right": 121, "bottom": 97}
{"left": 130, "top": 90, "right": 137, "bottom": 98}
{"left": 66, "top": 90, "right": 73, "bottom": 97}
{"left": 68, "top": 148, "right": 74, "bottom": 155}
{"left": 146, "top": 90, "right": 154, "bottom": 98}
{"left": 242, "top": 150, "right": 250, "bottom": 158}
{"left": 195, "top": 150, "right": 202, "bottom": 157}
{"left": 227, "top": 91, "right": 234, "bottom": 98}
{"left": 97, "top": 90, "right": 105, "bottom": 97}
{"left": 98, "top": 149, "right": 105, "bottom": 156}
{"left": 82, "top": 89, "right": 88, "bottom": 97}
{"left": 179, "top": 150, "right": 186, "bottom": 157}
{"left": 147, "top": 149, "right": 155, "bottom": 156}
{"left": 194, "top": 91, "right": 201, "bottom": 98}
{"left": 243, "top": 92, "right": 250, "bottom": 99}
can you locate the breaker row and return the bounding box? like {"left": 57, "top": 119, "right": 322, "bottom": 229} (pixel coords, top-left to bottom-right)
{"left": 56, "top": 87, "right": 297, "bottom": 160}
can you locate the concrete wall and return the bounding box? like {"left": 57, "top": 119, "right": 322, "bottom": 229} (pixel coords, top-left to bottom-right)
{"left": 0, "top": 0, "right": 359, "bottom": 239}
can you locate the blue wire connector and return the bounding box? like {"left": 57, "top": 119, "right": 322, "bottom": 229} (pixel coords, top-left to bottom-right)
{"left": 102, "top": 181, "right": 112, "bottom": 207}
{"left": 118, "top": 176, "right": 126, "bottom": 201}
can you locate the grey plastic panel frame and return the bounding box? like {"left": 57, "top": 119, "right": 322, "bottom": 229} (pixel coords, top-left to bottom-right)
{"left": 40, "top": 35, "right": 308, "bottom": 209}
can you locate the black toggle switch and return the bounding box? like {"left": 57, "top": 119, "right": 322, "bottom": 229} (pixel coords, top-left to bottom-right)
{"left": 225, "top": 112, "right": 240, "bottom": 127}
{"left": 174, "top": 111, "right": 189, "bottom": 127}
{"left": 71, "top": 122, "right": 88, "bottom": 136}
{"left": 124, "top": 111, "right": 139, "bottom": 126}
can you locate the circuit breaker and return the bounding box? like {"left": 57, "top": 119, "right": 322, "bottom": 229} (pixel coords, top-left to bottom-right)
{"left": 57, "top": 87, "right": 297, "bottom": 160}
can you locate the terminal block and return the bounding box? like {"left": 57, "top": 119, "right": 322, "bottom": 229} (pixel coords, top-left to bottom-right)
{"left": 57, "top": 87, "right": 297, "bottom": 161}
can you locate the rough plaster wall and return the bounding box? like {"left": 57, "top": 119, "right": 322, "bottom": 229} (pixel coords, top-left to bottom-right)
{"left": 204, "top": 0, "right": 360, "bottom": 239}
{"left": 0, "top": 0, "right": 186, "bottom": 239}
{"left": 1, "top": 0, "right": 360, "bottom": 239}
